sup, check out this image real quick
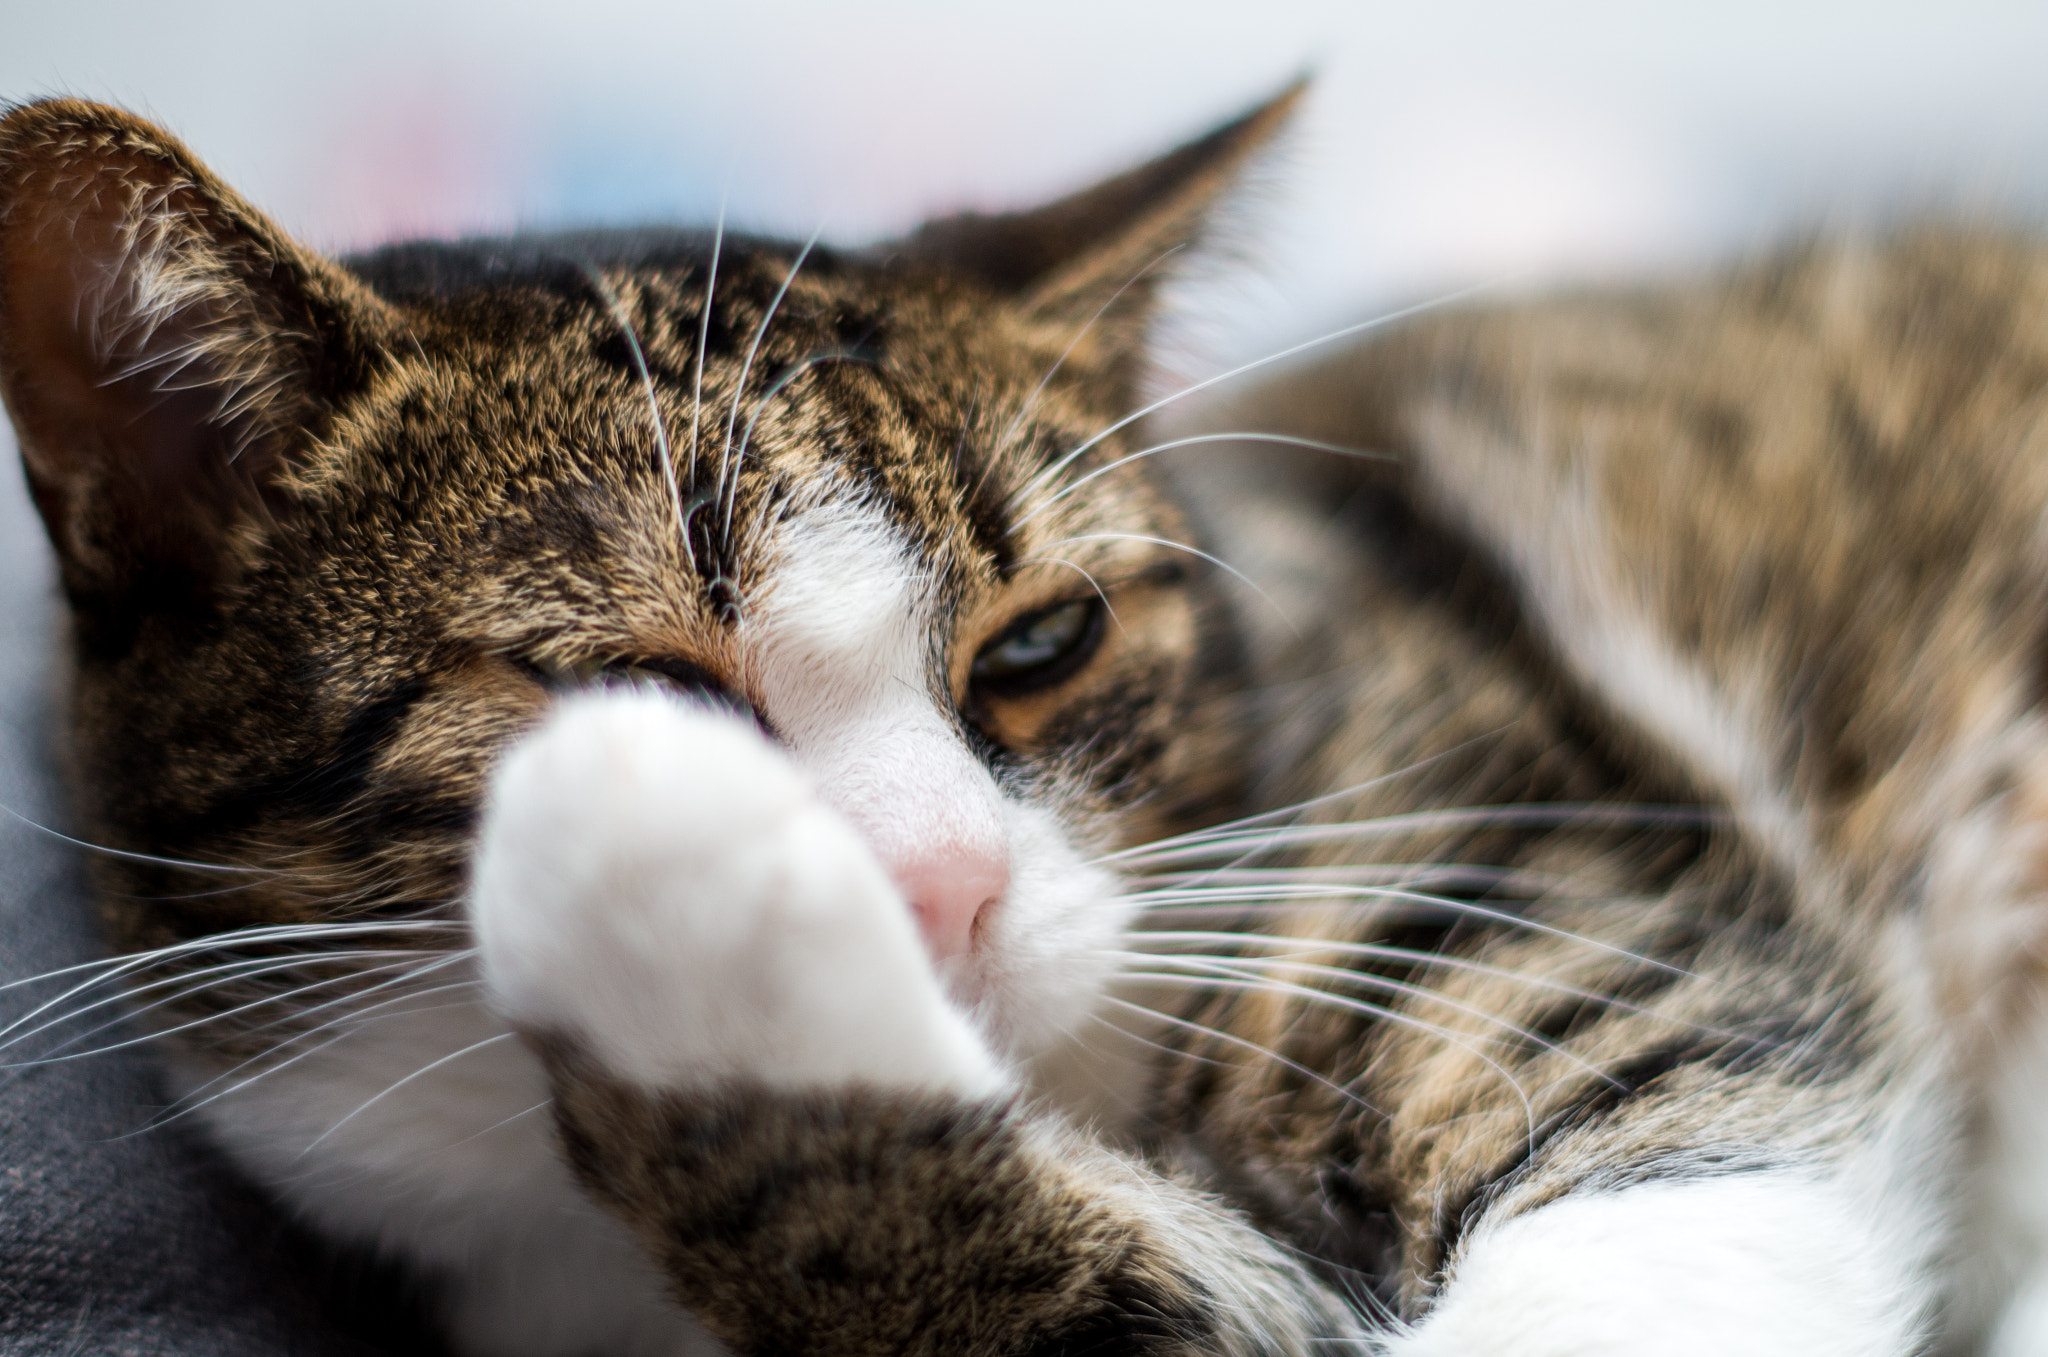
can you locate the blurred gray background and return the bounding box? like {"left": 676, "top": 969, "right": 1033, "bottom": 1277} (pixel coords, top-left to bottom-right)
{"left": 6, "top": 0, "right": 2048, "bottom": 369}
{"left": 0, "top": 6, "right": 2044, "bottom": 1349}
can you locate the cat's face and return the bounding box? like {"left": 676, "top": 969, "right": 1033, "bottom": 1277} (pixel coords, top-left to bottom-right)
{"left": 0, "top": 98, "right": 1288, "bottom": 1060}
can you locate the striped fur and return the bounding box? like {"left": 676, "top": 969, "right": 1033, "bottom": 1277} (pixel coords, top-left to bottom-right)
{"left": 1, "top": 89, "right": 2042, "bottom": 1356}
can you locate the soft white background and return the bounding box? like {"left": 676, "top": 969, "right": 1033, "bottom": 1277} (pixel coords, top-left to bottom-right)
{"left": 4, "top": 1, "right": 2048, "bottom": 366}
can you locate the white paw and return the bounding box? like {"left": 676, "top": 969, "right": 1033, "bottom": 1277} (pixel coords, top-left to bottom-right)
{"left": 471, "top": 688, "right": 1007, "bottom": 1098}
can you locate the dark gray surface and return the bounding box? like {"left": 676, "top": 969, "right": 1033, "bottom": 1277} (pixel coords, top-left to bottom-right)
{"left": 0, "top": 432, "right": 437, "bottom": 1355}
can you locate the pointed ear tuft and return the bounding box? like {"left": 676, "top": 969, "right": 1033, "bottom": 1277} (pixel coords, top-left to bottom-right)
{"left": 904, "top": 78, "right": 1306, "bottom": 341}
{"left": 0, "top": 99, "right": 391, "bottom": 610}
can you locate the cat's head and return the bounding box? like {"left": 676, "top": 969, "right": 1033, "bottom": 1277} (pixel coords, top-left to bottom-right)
{"left": 0, "top": 91, "right": 1295, "bottom": 1060}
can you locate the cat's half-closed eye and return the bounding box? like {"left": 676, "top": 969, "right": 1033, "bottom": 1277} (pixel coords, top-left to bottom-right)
{"left": 970, "top": 596, "right": 1106, "bottom": 695}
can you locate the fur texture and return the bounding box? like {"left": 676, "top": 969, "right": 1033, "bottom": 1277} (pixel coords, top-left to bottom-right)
{"left": 3, "top": 88, "right": 2046, "bottom": 1356}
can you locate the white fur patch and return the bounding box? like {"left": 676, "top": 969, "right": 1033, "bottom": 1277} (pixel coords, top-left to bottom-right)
{"left": 202, "top": 502, "right": 1127, "bottom": 1357}
{"left": 472, "top": 689, "right": 1006, "bottom": 1098}
{"left": 1387, "top": 1174, "right": 1925, "bottom": 1357}
{"left": 176, "top": 1003, "right": 714, "bottom": 1357}
{"left": 746, "top": 506, "right": 1013, "bottom": 952}
{"left": 1991, "top": 1273, "right": 2048, "bottom": 1357}
{"left": 743, "top": 501, "right": 1125, "bottom": 1058}
{"left": 1969, "top": 998, "right": 2048, "bottom": 1355}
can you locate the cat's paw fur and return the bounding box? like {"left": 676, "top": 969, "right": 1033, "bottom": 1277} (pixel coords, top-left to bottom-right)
{"left": 471, "top": 688, "right": 1006, "bottom": 1098}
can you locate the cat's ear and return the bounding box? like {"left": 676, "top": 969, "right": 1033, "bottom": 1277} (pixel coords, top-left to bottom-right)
{"left": 903, "top": 79, "right": 1304, "bottom": 342}
{"left": 0, "top": 99, "right": 393, "bottom": 611}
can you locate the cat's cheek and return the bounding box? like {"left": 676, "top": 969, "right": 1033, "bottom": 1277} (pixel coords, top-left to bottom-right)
{"left": 468, "top": 688, "right": 1009, "bottom": 1100}
{"left": 959, "top": 801, "right": 1128, "bottom": 1059}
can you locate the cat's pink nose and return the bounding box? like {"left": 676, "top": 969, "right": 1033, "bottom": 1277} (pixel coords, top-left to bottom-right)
{"left": 797, "top": 726, "right": 1013, "bottom": 965}
{"left": 887, "top": 845, "right": 1009, "bottom": 963}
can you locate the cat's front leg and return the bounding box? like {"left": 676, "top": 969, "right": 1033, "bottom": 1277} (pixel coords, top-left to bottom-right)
{"left": 471, "top": 690, "right": 1361, "bottom": 1357}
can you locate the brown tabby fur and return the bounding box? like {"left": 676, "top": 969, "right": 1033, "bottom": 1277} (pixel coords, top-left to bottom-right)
{"left": 3, "top": 83, "right": 2042, "bottom": 1355}
{"left": 1160, "top": 233, "right": 2048, "bottom": 1321}
{"left": 0, "top": 94, "right": 1261, "bottom": 1005}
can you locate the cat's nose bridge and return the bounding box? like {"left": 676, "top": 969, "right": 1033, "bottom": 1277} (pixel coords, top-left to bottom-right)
{"left": 801, "top": 720, "right": 1011, "bottom": 964}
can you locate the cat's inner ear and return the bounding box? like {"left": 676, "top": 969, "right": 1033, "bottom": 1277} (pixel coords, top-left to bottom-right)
{"left": 903, "top": 79, "right": 1304, "bottom": 351}
{"left": 0, "top": 100, "right": 388, "bottom": 606}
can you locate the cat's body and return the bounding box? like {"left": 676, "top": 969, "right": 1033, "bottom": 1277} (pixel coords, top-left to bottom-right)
{"left": 3, "top": 90, "right": 2047, "bottom": 1355}
{"left": 1169, "top": 233, "right": 2048, "bottom": 1352}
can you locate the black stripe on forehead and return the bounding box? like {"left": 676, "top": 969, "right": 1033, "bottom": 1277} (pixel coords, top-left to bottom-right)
{"left": 347, "top": 229, "right": 848, "bottom": 305}
{"left": 732, "top": 359, "right": 1015, "bottom": 589}
{"left": 949, "top": 410, "right": 1021, "bottom": 573}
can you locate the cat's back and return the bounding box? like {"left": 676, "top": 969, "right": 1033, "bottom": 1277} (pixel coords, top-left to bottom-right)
{"left": 1201, "top": 227, "right": 2048, "bottom": 1026}
{"left": 1238, "top": 227, "right": 2048, "bottom": 534}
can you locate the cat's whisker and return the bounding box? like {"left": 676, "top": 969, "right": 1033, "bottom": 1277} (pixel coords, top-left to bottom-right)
{"left": 1125, "top": 895, "right": 1709, "bottom": 991}
{"left": 1037, "top": 530, "right": 1298, "bottom": 635}
{"left": 1108, "top": 981, "right": 1538, "bottom": 1150}
{"left": 202, "top": 985, "right": 497, "bottom": 1111}
{"left": 1, "top": 801, "right": 276, "bottom": 875}
{"left": 132, "top": 1018, "right": 392, "bottom": 1140}
{"left": 1093, "top": 995, "right": 1383, "bottom": 1117}
{"left": 1011, "top": 278, "right": 1501, "bottom": 510}
{"left": 996, "top": 252, "right": 1176, "bottom": 455}
{"left": 27, "top": 913, "right": 462, "bottom": 957}
{"left": 0, "top": 920, "right": 466, "bottom": 1036}
{"left": 1004, "top": 555, "right": 1127, "bottom": 635}
{"left": 116, "top": 1027, "right": 365, "bottom": 1140}
{"left": 1015, "top": 432, "right": 1386, "bottom": 527}
{"left": 1078, "top": 1011, "right": 1229, "bottom": 1076}
{"left": 0, "top": 947, "right": 445, "bottom": 1064}
{"left": 688, "top": 196, "right": 727, "bottom": 496}
{"left": 111, "top": 880, "right": 306, "bottom": 904}
{"left": 1123, "top": 930, "right": 1640, "bottom": 1002}
{"left": 232, "top": 967, "right": 482, "bottom": 1054}
{"left": 1128, "top": 881, "right": 1695, "bottom": 979}
{"left": 438, "top": 1097, "right": 553, "bottom": 1150}
{"left": 91, "top": 972, "right": 481, "bottom": 1140}
{"left": 146, "top": 965, "right": 487, "bottom": 1131}
{"left": 1127, "top": 942, "right": 1754, "bottom": 1051}
{"left": 1124, "top": 866, "right": 1726, "bottom": 919}
{"left": 1105, "top": 950, "right": 1628, "bottom": 1093}
{"left": 1108, "top": 803, "right": 1717, "bottom": 868}
{"left": 1124, "top": 866, "right": 1562, "bottom": 900}
{"left": 5, "top": 958, "right": 459, "bottom": 1072}
{"left": 577, "top": 265, "right": 686, "bottom": 549}
{"left": 1122, "top": 970, "right": 1540, "bottom": 1154}
{"left": 1130, "top": 900, "right": 1512, "bottom": 932}
{"left": 1129, "top": 861, "right": 1534, "bottom": 883}
{"left": 1124, "top": 883, "right": 1521, "bottom": 909}
{"left": 294, "top": 1031, "right": 521, "bottom": 1160}
{"left": 1092, "top": 749, "right": 1515, "bottom": 901}
{"left": 1087, "top": 757, "right": 1503, "bottom": 865}
{"left": 718, "top": 224, "right": 824, "bottom": 548}
{"left": 27, "top": 944, "right": 471, "bottom": 1059}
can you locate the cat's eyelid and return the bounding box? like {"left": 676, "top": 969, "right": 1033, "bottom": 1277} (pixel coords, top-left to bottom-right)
{"left": 975, "top": 560, "right": 1185, "bottom": 657}
{"left": 967, "top": 595, "right": 1108, "bottom": 698}
{"left": 992, "top": 556, "right": 1185, "bottom": 606}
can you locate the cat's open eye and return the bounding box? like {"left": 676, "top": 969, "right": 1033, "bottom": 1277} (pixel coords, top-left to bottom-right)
{"left": 970, "top": 598, "right": 1105, "bottom": 696}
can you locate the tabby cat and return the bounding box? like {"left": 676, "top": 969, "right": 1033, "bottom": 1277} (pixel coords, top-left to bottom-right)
{"left": 3, "top": 85, "right": 2046, "bottom": 1356}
